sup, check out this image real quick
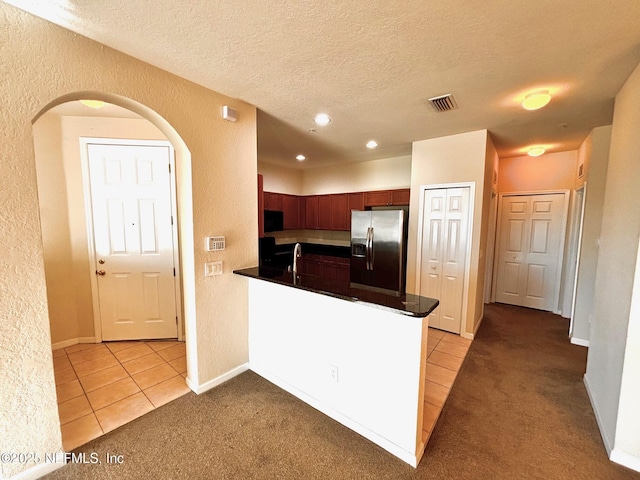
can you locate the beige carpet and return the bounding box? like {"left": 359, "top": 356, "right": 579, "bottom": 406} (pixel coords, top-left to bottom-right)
{"left": 44, "top": 304, "right": 640, "bottom": 479}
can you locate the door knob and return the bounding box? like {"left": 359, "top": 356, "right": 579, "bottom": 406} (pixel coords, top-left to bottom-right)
{"left": 96, "top": 270, "right": 106, "bottom": 276}
{"left": 431, "top": 265, "right": 436, "bottom": 270}
{"left": 98, "top": 259, "right": 105, "bottom": 264}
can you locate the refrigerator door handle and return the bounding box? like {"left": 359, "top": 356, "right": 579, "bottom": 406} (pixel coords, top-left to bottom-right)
{"left": 366, "top": 227, "right": 372, "bottom": 270}
{"left": 369, "top": 227, "right": 374, "bottom": 270}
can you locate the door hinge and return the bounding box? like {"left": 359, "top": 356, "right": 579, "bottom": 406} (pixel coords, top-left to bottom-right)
{"left": 176, "top": 316, "right": 178, "bottom": 325}
{"left": 168, "top": 163, "right": 171, "bottom": 173}
{"left": 170, "top": 216, "right": 174, "bottom": 225}
{"left": 173, "top": 267, "right": 176, "bottom": 276}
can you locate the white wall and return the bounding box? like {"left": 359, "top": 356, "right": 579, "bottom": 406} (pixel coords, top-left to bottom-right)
{"left": 572, "top": 126, "right": 612, "bottom": 344}
{"left": 585, "top": 60, "right": 640, "bottom": 469}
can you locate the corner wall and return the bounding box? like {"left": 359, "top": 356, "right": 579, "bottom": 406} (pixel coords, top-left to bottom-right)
{"left": 585, "top": 60, "right": 640, "bottom": 467}
{"left": 407, "top": 130, "right": 489, "bottom": 337}
{"left": 0, "top": 4, "right": 257, "bottom": 477}
{"left": 571, "top": 126, "right": 612, "bottom": 344}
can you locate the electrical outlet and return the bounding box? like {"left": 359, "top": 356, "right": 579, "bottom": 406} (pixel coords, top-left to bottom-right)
{"left": 329, "top": 364, "right": 339, "bottom": 383}
{"left": 204, "top": 261, "right": 223, "bottom": 277}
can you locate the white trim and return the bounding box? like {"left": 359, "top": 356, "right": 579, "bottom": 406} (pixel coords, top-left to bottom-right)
{"left": 611, "top": 448, "right": 640, "bottom": 473}
{"left": 186, "top": 363, "right": 250, "bottom": 395}
{"left": 79, "top": 138, "right": 183, "bottom": 342}
{"left": 5, "top": 460, "right": 65, "bottom": 480}
{"left": 570, "top": 337, "right": 589, "bottom": 347}
{"left": 414, "top": 182, "right": 475, "bottom": 336}
{"left": 51, "top": 337, "right": 97, "bottom": 351}
{"left": 492, "top": 190, "right": 570, "bottom": 314}
{"left": 584, "top": 374, "right": 614, "bottom": 454}
{"left": 251, "top": 367, "right": 420, "bottom": 467}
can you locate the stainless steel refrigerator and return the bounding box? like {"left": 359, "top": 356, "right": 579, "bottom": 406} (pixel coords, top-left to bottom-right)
{"left": 350, "top": 209, "right": 407, "bottom": 296}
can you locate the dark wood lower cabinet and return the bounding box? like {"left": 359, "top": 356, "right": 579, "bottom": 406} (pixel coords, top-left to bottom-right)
{"left": 303, "top": 254, "right": 350, "bottom": 281}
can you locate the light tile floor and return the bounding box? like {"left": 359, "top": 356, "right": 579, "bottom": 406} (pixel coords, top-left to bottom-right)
{"left": 52, "top": 341, "right": 190, "bottom": 451}
{"left": 421, "top": 328, "right": 472, "bottom": 443}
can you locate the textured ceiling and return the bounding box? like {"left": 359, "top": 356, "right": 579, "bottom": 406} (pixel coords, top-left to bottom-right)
{"left": 7, "top": 0, "right": 640, "bottom": 168}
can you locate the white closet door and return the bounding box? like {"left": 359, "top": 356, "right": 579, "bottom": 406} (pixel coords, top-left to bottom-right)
{"left": 494, "top": 193, "right": 566, "bottom": 311}
{"left": 419, "top": 187, "right": 470, "bottom": 333}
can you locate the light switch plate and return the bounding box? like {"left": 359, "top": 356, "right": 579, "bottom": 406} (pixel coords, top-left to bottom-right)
{"left": 205, "top": 261, "right": 223, "bottom": 277}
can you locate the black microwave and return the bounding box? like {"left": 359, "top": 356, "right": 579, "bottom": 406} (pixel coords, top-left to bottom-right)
{"left": 264, "top": 210, "right": 284, "bottom": 232}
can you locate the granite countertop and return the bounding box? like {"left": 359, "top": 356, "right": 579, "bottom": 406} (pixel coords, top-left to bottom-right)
{"left": 234, "top": 266, "right": 439, "bottom": 318}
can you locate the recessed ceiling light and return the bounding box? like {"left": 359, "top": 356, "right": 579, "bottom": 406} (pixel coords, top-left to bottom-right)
{"left": 522, "top": 91, "right": 551, "bottom": 110}
{"left": 314, "top": 113, "right": 331, "bottom": 126}
{"left": 79, "top": 99, "right": 105, "bottom": 109}
{"left": 528, "top": 146, "right": 546, "bottom": 157}
{"left": 366, "top": 140, "right": 378, "bottom": 149}
{"left": 296, "top": 154, "right": 306, "bottom": 161}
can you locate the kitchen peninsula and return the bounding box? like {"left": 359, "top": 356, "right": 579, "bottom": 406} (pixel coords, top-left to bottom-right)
{"left": 234, "top": 265, "right": 439, "bottom": 467}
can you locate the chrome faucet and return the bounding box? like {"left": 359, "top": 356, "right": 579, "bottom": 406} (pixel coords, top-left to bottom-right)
{"left": 293, "top": 242, "right": 302, "bottom": 276}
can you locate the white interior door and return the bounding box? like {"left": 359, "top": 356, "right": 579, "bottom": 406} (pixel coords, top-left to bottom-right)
{"left": 494, "top": 193, "right": 567, "bottom": 311}
{"left": 88, "top": 142, "right": 178, "bottom": 340}
{"left": 419, "top": 187, "right": 470, "bottom": 333}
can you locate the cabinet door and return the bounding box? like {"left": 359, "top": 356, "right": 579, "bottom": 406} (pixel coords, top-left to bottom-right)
{"left": 281, "top": 194, "right": 299, "bottom": 229}
{"left": 331, "top": 194, "right": 349, "bottom": 231}
{"left": 305, "top": 255, "right": 322, "bottom": 276}
{"left": 336, "top": 261, "right": 350, "bottom": 283}
{"left": 264, "top": 192, "right": 282, "bottom": 210}
{"left": 258, "top": 175, "right": 265, "bottom": 238}
{"left": 306, "top": 196, "right": 319, "bottom": 229}
{"left": 298, "top": 196, "right": 306, "bottom": 228}
{"left": 318, "top": 195, "right": 333, "bottom": 230}
{"left": 364, "top": 190, "right": 390, "bottom": 207}
{"left": 390, "top": 189, "right": 410, "bottom": 206}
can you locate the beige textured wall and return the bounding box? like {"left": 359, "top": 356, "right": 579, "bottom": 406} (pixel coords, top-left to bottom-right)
{"left": 302, "top": 155, "right": 411, "bottom": 195}
{"left": 586, "top": 60, "right": 640, "bottom": 455}
{"left": 258, "top": 162, "right": 304, "bottom": 195}
{"left": 406, "top": 130, "right": 489, "bottom": 337}
{"left": 34, "top": 114, "right": 168, "bottom": 345}
{"left": 498, "top": 151, "right": 578, "bottom": 193}
{"left": 0, "top": 4, "right": 257, "bottom": 477}
{"left": 572, "top": 126, "right": 611, "bottom": 343}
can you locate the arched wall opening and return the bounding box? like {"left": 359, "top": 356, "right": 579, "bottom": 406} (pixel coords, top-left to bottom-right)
{"left": 32, "top": 91, "right": 199, "bottom": 386}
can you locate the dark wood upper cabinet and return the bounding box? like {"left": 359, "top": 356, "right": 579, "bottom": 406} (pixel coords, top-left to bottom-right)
{"left": 364, "top": 189, "right": 410, "bottom": 207}
{"left": 264, "top": 192, "right": 282, "bottom": 211}
{"left": 305, "top": 195, "right": 319, "bottom": 229}
{"left": 281, "top": 194, "right": 299, "bottom": 229}
{"left": 348, "top": 192, "right": 365, "bottom": 212}
{"left": 258, "top": 175, "right": 265, "bottom": 238}
{"left": 298, "top": 196, "right": 306, "bottom": 229}
{"left": 364, "top": 190, "right": 391, "bottom": 207}
{"left": 390, "top": 188, "right": 410, "bottom": 205}
{"left": 331, "top": 194, "right": 349, "bottom": 231}
{"left": 317, "top": 195, "right": 333, "bottom": 230}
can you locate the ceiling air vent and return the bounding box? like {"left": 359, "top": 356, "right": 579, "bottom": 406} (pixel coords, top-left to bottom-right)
{"left": 427, "top": 94, "right": 458, "bottom": 112}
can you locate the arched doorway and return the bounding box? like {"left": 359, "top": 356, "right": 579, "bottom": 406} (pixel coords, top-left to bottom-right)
{"left": 32, "top": 92, "right": 197, "bottom": 451}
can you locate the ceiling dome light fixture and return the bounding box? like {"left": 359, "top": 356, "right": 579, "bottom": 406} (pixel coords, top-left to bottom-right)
{"left": 528, "top": 146, "right": 546, "bottom": 157}
{"left": 366, "top": 140, "right": 378, "bottom": 149}
{"left": 314, "top": 113, "right": 331, "bottom": 126}
{"left": 296, "top": 154, "right": 306, "bottom": 161}
{"left": 79, "top": 99, "right": 105, "bottom": 109}
{"left": 522, "top": 91, "right": 551, "bottom": 111}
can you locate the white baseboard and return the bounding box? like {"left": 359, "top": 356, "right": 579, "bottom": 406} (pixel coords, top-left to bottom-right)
{"left": 51, "top": 337, "right": 97, "bottom": 351}
{"left": 570, "top": 337, "right": 590, "bottom": 347}
{"left": 611, "top": 448, "right": 640, "bottom": 473}
{"left": 186, "top": 363, "right": 249, "bottom": 395}
{"left": 583, "top": 374, "right": 614, "bottom": 454}
{"left": 461, "top": 331, "right": 474, "bottom": 340}
{"left": 6, "top": 460, "right": 64, "bottom": 480}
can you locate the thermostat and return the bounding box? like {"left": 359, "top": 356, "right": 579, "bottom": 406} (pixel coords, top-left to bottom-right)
{"left": 205, "top": 236, "right": 225, "bottom": 251}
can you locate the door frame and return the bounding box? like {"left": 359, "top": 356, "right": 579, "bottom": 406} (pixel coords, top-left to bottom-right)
{"left": 491, "top": 189, "right": 570, "bottom": 314}
{"left": 80, "top": 137, "right": 183, "bottom": 342}
{"left": 414, "top": 182, "right": 475, "bottom": 335}
{"left": 569, "top": 183, "right": 587, "bottom": 335}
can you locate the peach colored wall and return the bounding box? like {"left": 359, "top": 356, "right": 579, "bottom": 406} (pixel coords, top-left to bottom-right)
{"left": 0, "top": 4, "right": 256, "bottom": 477}
{"left": 498, "top": 151, "right": 577, "bottom": 193}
